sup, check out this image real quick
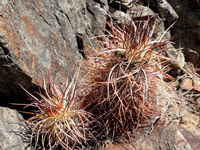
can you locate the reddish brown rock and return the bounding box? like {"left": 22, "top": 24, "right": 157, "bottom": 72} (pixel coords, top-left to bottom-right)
{"left": 100, "top": 122, "right": 200, "bottom": 150}
{"left": 180, "top": 77, "right": 194, "bottom": 90}
{"left": 0, "top": 0, "right": 108, "bottom": 101}
{"left": 180, "top": 111, "right": 200, "bottom": 137}
{"left": 179, "top": 76, "right": 200, "bottom": 92}
{"left": 193, "top": 79, "right": 200, "bottom": 92}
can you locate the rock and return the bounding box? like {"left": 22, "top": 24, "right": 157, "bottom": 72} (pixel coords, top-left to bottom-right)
{"left": 141, "top": 0, "right": 185, "bottom": 68}
{"left": 177, "top": 127, "right": 200, "bottom": 150}
{"left": 0, "top": 0, "right": 108, "bottom": 101}
{"left": 166, "top": 0, "right": 200, "bottom": 66}
{"left": 142, "top": 0, "right": 178, "bottom": 23}
{"left": 179, "top": 62, "right": 200, "bottom": 92}
{"left": 145, "top": 0, "right": 178, "bottom": 25}
{"left": 180, "top": 77, "right": 194, "bottom": 90}
{"left": 103, "top": 143, "right": 134, "bottom": 150}
{"left": 0, "top": 107, "right": 29, "bottom": 150}
{"left": 194, "top": 79, "right": 200, "bottom": 92}
{"left": 180, "top": 111, "right": 200, "bottom": 137}
{"left": 100, "top": 123, "right": 200, "bottom": 150}
{"left": 157, "top": 0, "right": 178, "bottom": 24}
{"left": 109, "top": 0, "right": 138, "bottom": 10}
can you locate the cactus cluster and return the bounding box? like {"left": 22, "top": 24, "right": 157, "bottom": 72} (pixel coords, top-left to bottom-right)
{"left": 80, "top": 15, "right": 182, "bottom": 140}
{"left": 22, "top": 13, "right": 184, "bottom": 149}
{"left": 21, "top": 74, "right": 95, "bottom": 149}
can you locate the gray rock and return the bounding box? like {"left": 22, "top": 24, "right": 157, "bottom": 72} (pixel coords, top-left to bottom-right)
{"left": 109, "top": 0, "right": 138, "bottom": 10}
{"left": 166, "top": 0, "right": 200, "bottom": 66}
{"left": 141, "top": 0, "right": 185, "bottom": 68}
{"left": 157, "top": 0, "right": 178, "bottom": 24}
{"left": 0, "top": 107, "right": 29, "bottom": 150}
{"left": 143, "top": 0, "right": 178, "bottom": 25}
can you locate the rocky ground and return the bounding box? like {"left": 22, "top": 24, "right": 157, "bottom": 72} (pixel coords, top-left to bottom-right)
{"left": 0, "top": 0, "right": 200, "bottom": 149}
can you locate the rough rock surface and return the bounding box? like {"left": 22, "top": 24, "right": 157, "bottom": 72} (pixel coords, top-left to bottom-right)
{"left": 142, "top": 0, "right": 178, "bottom": 26}
{"left": 0, "top": 107, "right": 28, "bottom": 150}
{"left": 0, "top": 0, "right": 108, "bottom": 101}
{"left": 142, "top": 0, "right": 185, "bottom": 68}
{"left": 162, "top": 0, "right": 200, "bottom": 66}
{"left": 100, "top": 122, "right": 200, "bottom": 150}
{"left": 0, "top": 0, "right": 199, "bottom": 149}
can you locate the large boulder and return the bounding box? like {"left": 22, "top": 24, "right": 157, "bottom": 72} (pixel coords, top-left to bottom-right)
{"left": 0, "top": 0, "right": 108, "bottom": 101}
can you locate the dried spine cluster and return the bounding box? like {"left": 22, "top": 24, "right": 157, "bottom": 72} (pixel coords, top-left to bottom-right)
{"left": 80, "top": 15, "right": 183, "bottom": 139}
{"left": 22, "top": 74, "right": 94, "bottom": 149}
